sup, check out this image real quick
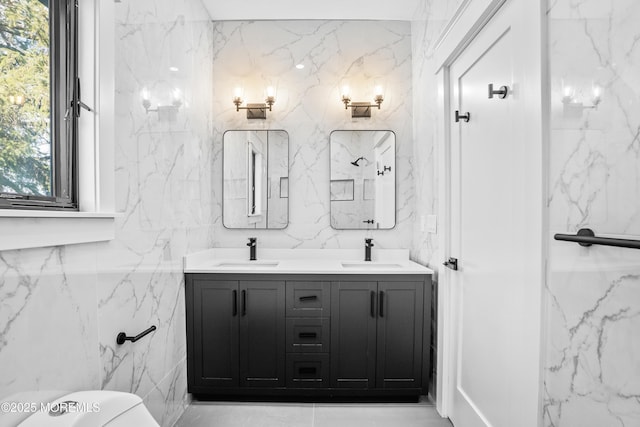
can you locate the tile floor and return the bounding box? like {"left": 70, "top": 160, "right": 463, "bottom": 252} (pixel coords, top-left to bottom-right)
{"left": 174, "top": 397, "right": 453, "bottom": 427}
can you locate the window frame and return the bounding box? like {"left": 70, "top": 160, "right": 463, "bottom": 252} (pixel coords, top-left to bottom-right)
{"left": 0, "top": 0, "right": 116, "bottom": 251}
{"left": 0, "top": 0, "right": 79, "bottom": 210}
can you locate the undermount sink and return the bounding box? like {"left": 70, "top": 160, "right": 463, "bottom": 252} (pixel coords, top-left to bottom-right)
{"left": 215, "top": 261, "right": 279, "bottom": 268}
{"left": 341, "top": 262, "right": 402, "bottom": 269}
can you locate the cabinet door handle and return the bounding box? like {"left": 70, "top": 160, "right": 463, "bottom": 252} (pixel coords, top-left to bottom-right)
{"left": 299, "top": 295, "right": 318, "bottom": 302}
{"left": 299, "top": 332, "right": 317, "bottom": 339}
{"left": 379, "top": 291, "right": 385, "bottom": 317}
{"left": 232, "top": 290, "right": 237, "bottom": 316}
{"left": 370, "top": 291, "right": 376, "bottom": 317}
{"left": 241, "top": 290, "right": 247, "bottom": 316}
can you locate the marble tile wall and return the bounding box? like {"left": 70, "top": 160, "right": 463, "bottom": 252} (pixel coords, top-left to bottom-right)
{"left": 410, "top": 0, "right": 463, "bottom": 269}
{"left": 544, "top": 0, "right": 640, "bottom": 426}
{"left": 410, "top": 0, "right": 464, "bottom": 401}
{"left": 210, "top": 20, "right": 414, "bottom": 250}
{"left": 0, "top": 0, "right": 213, "bottom": 426}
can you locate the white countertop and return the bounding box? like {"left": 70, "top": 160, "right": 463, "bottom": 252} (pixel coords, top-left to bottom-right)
{"left": 184, "top": 248, "right": 433, "bottom": 275}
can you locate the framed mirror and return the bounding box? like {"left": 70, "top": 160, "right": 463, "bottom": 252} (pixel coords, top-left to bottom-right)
{"left": 223, "top": 130, "right": 289, "bottom": 229}
{"left": 330, "top": 130, "right": 396, "bottom": 230}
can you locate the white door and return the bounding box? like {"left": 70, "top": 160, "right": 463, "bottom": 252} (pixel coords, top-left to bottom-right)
{"left": 447, "top": 1, "right": 539, "bottom": 426}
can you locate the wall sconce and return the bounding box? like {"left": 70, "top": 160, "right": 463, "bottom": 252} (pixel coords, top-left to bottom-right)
{"left": 233, "top": 86, "right": 276, "bottom": 119}
{"left": 341, "top": 84, "right": 384, "bottom": 118}
{"left": 141, "top": 87, "right": 182, "bottom": 121}
{"left": 561, "top": 83, "right": 602, "bottom": 118}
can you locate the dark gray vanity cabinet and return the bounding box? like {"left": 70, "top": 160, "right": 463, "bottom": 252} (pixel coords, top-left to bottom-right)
{"left": 331, "top": 280, "right": 424, "bottom": 390}
{"left": 186, "top": 273, "right": 431, "bottom": 398}
{"left": 186, "top": 275, "right": 285, "bottom": 392}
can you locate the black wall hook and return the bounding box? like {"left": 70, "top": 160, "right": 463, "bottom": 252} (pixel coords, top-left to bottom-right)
{"left": 455, "top": 110, "right": 470, "bottom": 122}
{"left": 488, "top": 83, "right": 509, "bottom": 99}
{"left": 116, "top": 325, "right": 157, "bottom": 345}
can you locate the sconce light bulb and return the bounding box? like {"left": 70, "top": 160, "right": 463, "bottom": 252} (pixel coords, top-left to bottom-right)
{"left": 592, "top": 85, "right": 602, "bottom": 105}
{"left": 341, "top": 85, "right": 350, "bottom": 100}
{"left": 374, "top": 85, "right": 384, "bottom": 106}
{"left": 172, "top": 88, "right": 183, "bottom": 108}
{"left": 265, "top": 86, "right": 276, "bottom": 109}
{"left": 561, "top": 85, "right": 575, "bottom": 104}
{"left": 266, "top": 86, "right": 276, "bottom": 98}
{"left": 233, "top": 87, "right": 244, "bottom": 102}
{"left": 140, "top": 88, "right": 151, "bottom": 111}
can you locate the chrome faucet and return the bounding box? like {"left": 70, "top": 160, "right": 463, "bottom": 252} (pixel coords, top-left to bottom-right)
{"left": 365, "top": 238, "right": 374, "bottom": 261}
{"left": 247, "top": 237, "right": 257, "bottom": 261}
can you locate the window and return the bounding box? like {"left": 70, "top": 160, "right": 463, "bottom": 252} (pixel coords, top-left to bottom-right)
{"left": 0, "top": 0, "right": 81, "bottom": 210}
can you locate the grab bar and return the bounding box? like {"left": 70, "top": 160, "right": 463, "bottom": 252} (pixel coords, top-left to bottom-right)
{"left": 554, "top": 228, "right": 640, "bottom": 250}
{"left": 116, "top": 325, "right": 157, "bottom": 345}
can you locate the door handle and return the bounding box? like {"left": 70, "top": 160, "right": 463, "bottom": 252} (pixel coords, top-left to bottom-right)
{"left": 379, "top": 291, "right": 385, "bottom": 317}
{"left": 370, "top": 291, "right": 376, "bottom": 317}
{"left": 299, "top": 295, "right": 318, "bottom": 302}
{"left": 443, "top": 257, "right": 458, "bottom": 271}
{"left": 232, "top": 290, "right": 237, "bottom": 316}
{"left": 241, "top": 290, "right": 247, "bottom": 316}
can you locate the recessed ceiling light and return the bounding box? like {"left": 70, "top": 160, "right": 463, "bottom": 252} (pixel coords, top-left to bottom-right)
{"left": 169, "top": 66, "right": 179, "bottom": 72}
{"left": 295, "top": 64, "right": 304, "bottom": 70}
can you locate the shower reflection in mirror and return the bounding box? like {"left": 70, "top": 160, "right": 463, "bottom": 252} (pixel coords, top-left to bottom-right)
{"left": 223, "top": 130, "right": 289, "bottom": 229}
{"left": 330, "top": 130, "right": 396, "bottom": 229}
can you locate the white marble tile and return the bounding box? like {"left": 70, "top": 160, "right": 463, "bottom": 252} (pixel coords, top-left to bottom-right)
{"left": 0, "top": 3, "right": 213, "bottom": 427}
{"left": 211, "top": 20, "right": 414, "bottom": 250}
{"left": 0, "top": 246, "right": 101, "bottom": 400}
{"left": 143, "top": 360, "right": 189, "bottom": 427}
{"left": 545, "top": 0, "right": 640, "bottom": 425}
{"left": 410, "top": 0, "right": 464, "bottom": 268}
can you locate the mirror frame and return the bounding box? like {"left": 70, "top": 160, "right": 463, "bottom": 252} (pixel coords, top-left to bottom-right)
{"left": 222, "top": 129, "right": 290, "bottom": 229}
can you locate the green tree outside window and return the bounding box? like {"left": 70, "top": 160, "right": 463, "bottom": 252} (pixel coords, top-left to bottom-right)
{"left": 0, "top": 0, "right": 51, "bottom": 196}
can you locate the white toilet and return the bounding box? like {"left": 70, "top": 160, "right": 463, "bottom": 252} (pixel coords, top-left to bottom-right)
{"left": 18, "top": 390, "right": 160, "bottom": 426}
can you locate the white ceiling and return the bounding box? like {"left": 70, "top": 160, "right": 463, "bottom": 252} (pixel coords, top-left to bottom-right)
{"left": 201, "top": 0, "right": 421, "bottom": 21}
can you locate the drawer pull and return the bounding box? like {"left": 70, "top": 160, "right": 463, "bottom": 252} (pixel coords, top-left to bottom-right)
{"left": 299, "top": 295, "right": 318, "bottom": 302}
{"left": 299, "top": 332, "right": 317, "bottom": 339}
{"left": 298, "top": 367, "right": 317, "bottom": 375}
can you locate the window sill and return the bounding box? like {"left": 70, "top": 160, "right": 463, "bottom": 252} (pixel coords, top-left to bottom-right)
{"left": 0, "top": 210, "right": 117, "bottom": 251}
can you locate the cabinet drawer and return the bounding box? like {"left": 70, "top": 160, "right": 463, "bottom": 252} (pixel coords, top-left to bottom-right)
{"left": 286, "top": 353, "right": 330, "bottom": 388}
{"left": 286, "top": 318, "right": 330, "bottom": 353}
{"left": 286, "top": 281, "right": 331, "bottom": 317}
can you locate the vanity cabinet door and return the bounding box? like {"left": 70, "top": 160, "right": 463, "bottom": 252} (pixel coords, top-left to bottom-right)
{"left": 187, "top": 277, "right": 239, "bottom": 388}
{"left": 330, "top": 281, "right": 377, "bottom": 389}
{"left": 239, "top": 280, "right": 286, "bottom": 388}
{"left": 376, "top": 281, "right": 424, "bottom": 389}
